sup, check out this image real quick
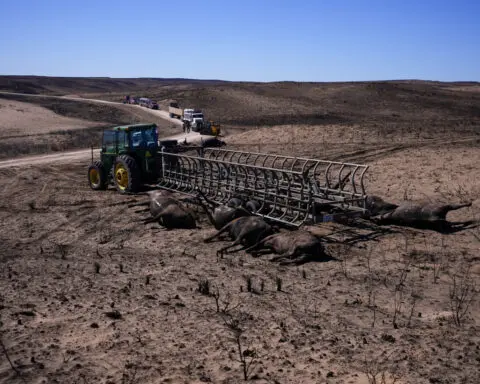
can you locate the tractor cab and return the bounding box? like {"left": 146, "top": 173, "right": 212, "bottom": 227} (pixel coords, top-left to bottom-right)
{"left": 88, "top": 123, "right": 160, "bottom": 193}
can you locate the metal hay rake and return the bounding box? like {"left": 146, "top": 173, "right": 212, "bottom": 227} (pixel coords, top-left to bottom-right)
{"left": 157, "top": 147, "right": 369, "bottom": 227}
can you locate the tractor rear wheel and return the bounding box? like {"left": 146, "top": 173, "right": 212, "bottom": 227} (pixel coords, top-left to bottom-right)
{"left": 113, "top": 155, "right": 141, "bottom": 194}
{"left": 88, "top": 161, "right": 107, "bottom": 190}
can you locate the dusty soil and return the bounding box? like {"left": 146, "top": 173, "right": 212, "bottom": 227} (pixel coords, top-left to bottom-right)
{"left": 0, "top": 147, "right": 479, "bottom": 384}
{"left": 0, "top": 98, "right": 108, "bottom": 159}
{"left": 0, "top": 77, "right": 479, "bottom": 384}
{"left": 0, "top": 98, "right": 104, "bottom": 137}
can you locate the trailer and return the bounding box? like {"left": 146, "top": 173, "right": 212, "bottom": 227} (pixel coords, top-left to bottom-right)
{"left": 169, "top": 102, "right": 183, "bottom": 119}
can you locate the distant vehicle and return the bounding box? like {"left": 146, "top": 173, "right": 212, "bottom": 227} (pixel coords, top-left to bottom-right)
{"left": 190, "top": 119, "right": 221, "bottom": 136}
{"left": 183, "top": 109, "right": 205, "bottom": 132}
{"left": 123, "top": 95, "right": 137, "bottom": 104}
{"left": 138, "top": 97, "right": 151, "bottom": 107}
{"left": 169, "top": 102, "right": 217, "bottom": 134}
{"left": 205, "top": 120, "right": 221, "bottom": 136}
{"left": 148, "top": 100, "right": 159, "bottom": 110}
{"left": 138, "top": 97, "right": 158, "bottom": 109}
{"left": 168, "top": 101, "right": 183, "bottom": 119}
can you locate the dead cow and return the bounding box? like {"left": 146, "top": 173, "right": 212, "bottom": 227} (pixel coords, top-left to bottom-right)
{"left": 197, "top": 192, "right": 251, "bottom": 230}
{"left": 204, "top": 216, "right": 275, "bottom": 258}
{"left": 247, "top": 230, "right": 327, "bottom": 265}
{"left": 365, "top": 195, "right": 399, "bottom": 217}
{"left": 137, "top": 190, "right": 197, "bottom": 229}
{"left": 245, "top": 199, "right": 271, "bottom": 214}
{"left": 372, "top": 200, "right": 472, "bottom": 230}
{"left": 227, "top": 197, "right": 245, "bottom": 209}
{"left": 223, "top": 195, "right": 268, "bottom": 214}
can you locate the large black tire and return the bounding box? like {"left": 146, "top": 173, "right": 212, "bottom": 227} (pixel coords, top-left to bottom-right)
{"left": 88, "top": 161, "right": 107, "bottom": 191}
{"left": 113, "top": 155, "right": 141, "bottom": 194}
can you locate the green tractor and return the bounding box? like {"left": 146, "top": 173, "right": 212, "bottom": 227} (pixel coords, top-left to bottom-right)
{"left": 87, "top": 123, "right": 165, "bottom": 194}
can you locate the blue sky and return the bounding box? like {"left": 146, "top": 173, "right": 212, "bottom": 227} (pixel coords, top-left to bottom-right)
{"left": 0, "top": 0, "right": 478, "bottom": 81}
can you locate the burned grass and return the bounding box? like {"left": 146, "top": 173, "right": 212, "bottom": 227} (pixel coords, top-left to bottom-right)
{"left": 0, "top": 125, "right": 108, "bottom": 160}
{"left": 0, "top": 153, "right": 478, "bottom": 383}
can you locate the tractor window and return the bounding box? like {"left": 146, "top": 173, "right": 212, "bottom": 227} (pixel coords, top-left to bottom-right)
{"left": 130, "top": 127, "right": 158, "bottom": 149}
{"left": 117, "top": 130, "right": 128, "bottom": 151}
{"left": 131, "top": 132, "right": 143, "bottom": 148}
{"left": 102, "top": 131, "right": 116, "bottom": 153}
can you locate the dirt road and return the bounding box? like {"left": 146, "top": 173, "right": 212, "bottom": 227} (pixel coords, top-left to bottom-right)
{"left": 0, "top": 91, "right": 183, "bottom": 126}
{"left": 0, "top": 148, "right": 98, "bottom": 169}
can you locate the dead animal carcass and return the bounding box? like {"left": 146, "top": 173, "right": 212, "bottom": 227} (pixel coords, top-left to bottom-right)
{"left": 136, "top": 190, "right": 198, "bottom": 229}
{"left": 247, "top": 230, "right": 328, "bottom": 265}
{"left": 204, "top": 216, "right": 275, "bottom": 258}
{"left": 371, "top": 200, "right": 472, "bottom": 231}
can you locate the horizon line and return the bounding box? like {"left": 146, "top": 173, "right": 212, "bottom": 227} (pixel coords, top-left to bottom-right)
{"left": 0, "top": 74, "right": 479, "bottom": 85}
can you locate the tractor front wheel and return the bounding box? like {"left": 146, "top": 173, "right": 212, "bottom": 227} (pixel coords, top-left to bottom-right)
{"left": 114, "top": 155, "right": 141, "bottom": 194}
{"left": 88, "top": 161, "right": 107, "bottom": 190}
